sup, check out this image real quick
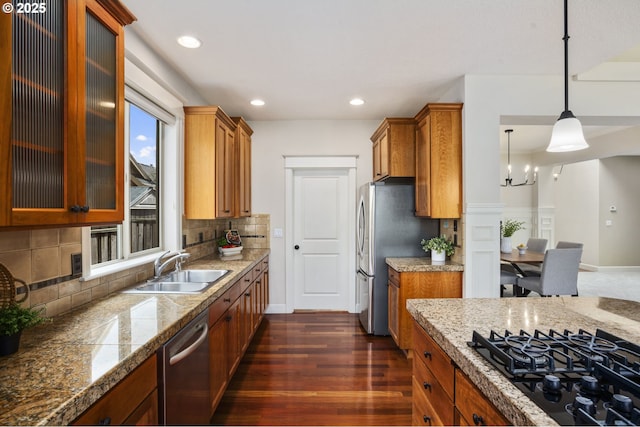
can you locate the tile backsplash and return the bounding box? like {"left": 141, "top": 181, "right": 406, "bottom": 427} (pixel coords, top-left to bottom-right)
{"left": 0, "top": 214, "right": 270, "bottom": 317}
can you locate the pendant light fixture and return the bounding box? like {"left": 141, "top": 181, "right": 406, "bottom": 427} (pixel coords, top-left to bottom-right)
{"left": 547, "top": 0, "right": 589, "bottom": 152}
{"left": 501, "top": 129, "right": 537, "bottom": 187}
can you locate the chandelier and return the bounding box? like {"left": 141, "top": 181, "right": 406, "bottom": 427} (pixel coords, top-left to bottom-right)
{"left": 501, "top": 129, "right": 537, "bottom": 187}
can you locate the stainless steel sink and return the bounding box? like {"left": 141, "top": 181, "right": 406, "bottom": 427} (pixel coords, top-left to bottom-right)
{"left": 123, "top": 269, "right": 230, "bottom": 294}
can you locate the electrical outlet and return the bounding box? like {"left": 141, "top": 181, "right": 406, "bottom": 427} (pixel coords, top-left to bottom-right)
{"left": 71, "top": 253, "right": 82, "bottom": 276}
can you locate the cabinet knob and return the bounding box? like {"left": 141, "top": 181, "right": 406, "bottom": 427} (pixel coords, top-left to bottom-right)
{"left": 81, "top": 205, "right": 90, "bottom": 213}
{"left": 472, "top": 413, "right": 485, "bottom": 426}
{"left": 423, "top": 351, "right": 432, "bottom": 359}
{"left": 98, "top": 417, "right": 111, "bottom": 425}
{"left": 294, "top": 245, "right": 300, "bottom": 250}
{"left": 223, "top": 298, "right": 231, "bottom": 303}
{"left": 422, "top": 382, "right": 431, "bottom": 390}
{"left": 422, "top": 415, "right": 431, "bottom": 425}
{"left": 70, "top": 205, "right": 81, "bottom": 213}
{"left": 245, "top": 292, "right": 251, "bottom": 297}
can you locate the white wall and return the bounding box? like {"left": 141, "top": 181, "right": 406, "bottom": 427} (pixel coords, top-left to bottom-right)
{"left": 248, "top": 120, "right": 379, "bottom": 309}
{"left": 553, "top": 160, "right": 600, "bottom": 266}
{"left": 598, "top": 156, "right": 640, "bottom": 266}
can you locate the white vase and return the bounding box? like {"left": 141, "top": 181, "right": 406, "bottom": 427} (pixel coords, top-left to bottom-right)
{"left": 500, "top": 237, "right": 512, "bottom": 253}
{"left": 431, "top": 250, "right": 446, "bottom": 263}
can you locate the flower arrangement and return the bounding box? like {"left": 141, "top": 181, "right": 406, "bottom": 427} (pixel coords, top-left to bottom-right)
{"left": 421, "top": 235, "right": 455, "bottom": 257}
{"left": 500, "top": 219, "right": 525, "bottom": 238}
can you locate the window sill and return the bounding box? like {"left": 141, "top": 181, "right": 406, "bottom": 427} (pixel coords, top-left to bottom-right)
{"left": 81, "top": 252, "right": 160, "bottom": 282}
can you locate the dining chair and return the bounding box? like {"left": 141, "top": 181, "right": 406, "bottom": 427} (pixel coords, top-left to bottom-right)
{"left": 516, "top": 248, "right": 582, "bottom": 297}
{"left": 500, "top": 270, "right": 519, "bottom": 297}
{"left": 556, "top": 241, "right": 583, "bottom": 249}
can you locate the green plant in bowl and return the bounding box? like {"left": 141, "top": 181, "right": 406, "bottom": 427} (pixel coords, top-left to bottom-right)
{"left": 421, "top": 235, "right": 455, "bottom": 257}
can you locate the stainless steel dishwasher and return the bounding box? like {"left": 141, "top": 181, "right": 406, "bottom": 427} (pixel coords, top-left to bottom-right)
{"left": 158, "top": 310, "right": 209, "bottom": 425}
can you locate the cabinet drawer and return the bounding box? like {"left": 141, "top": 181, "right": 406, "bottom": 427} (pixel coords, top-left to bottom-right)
{"left": 209, "top": 286, "right": 234, "bottom": 326}
{"left": 413, "top": 322, "right": 454, "bottom": 400}
{"left": 239, "top": 270, "right": 253, "bottom": 293}
{"left": 388, "top": 267, "right": 400, "bottom": 285}
{"left": 412, "top": 376, "right": 446, "bottom": 426}
{"left": 455, "top": 369, "right": 510, "bottom": 426}
{"left": 73, "top": 355, "right": 157, "bottom": 425}
{"left": 252, "top": 263, "right": 264, "bottom": 282}
{"left": 414, "top": 356, "right": 454, "bottom": 425}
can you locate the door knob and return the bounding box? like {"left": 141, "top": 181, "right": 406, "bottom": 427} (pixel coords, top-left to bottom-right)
{"left": 294, "top": 245, "right": 300, "bottom": 250}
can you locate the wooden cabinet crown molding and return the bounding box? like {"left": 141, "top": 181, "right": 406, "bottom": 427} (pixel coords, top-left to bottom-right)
{"left": 414, "top": 103, "right": 463, "bottom": 122}
{"left": 184, "top": 106, "right": 237, "bottom": 131}
{"left": 95, "top": 0, "right": 137, "bottom": 25}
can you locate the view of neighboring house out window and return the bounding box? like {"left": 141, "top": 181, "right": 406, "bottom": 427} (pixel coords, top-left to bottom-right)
{"left": 91, "top": 102, "right": 161, "bottom": 265}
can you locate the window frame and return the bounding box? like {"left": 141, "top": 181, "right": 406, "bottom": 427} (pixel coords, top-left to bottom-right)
{"left": 81, "top": 80, "right": 184, "bottom": 281}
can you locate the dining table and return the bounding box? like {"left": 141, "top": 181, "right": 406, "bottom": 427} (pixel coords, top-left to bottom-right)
{"left": 500, "top": 249, "right": 545, "bottom": 275}
{"left": 500, "top": 249, "right": 545, "bottom": 296}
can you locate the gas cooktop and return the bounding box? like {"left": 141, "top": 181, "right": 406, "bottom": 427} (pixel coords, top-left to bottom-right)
{"left": 468, "top": 328, "right": 640, "bottom": 426}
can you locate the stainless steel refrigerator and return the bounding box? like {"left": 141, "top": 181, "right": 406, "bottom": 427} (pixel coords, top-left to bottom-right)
{"left": 356, "top": 182, "right": 439, "bottom": 335}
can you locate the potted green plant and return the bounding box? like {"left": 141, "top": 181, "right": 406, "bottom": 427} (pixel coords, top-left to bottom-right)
{"left": 500, "top": 219, "right": 525, "bottom": 253}
{"left": 0, "top": 303, "right": 47, "bottom": 356}
{"left": 421, "top": 235, "right": 454, "bottom": 263}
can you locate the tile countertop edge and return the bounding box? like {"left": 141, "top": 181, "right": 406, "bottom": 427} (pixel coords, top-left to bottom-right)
{"left": 386, "top": 257, "right": 464, "bottom": 272}
{"left": 406, "top": 297, "right": 640, "bottom": 427}
{"left": 0, "top": 249, "right": 270, "bottom": 426}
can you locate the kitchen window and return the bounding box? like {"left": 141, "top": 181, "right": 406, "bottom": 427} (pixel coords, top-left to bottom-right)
{"left": 83, "top": 83, "right": 181, "bottom": 277}
{"left": 91, "top": 102, "right": 162, "bottom": 265}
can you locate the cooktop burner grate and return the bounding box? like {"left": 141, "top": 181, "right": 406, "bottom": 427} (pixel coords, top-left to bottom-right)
{"left": 468, "top": 328, "right": 640, "bottom": 426}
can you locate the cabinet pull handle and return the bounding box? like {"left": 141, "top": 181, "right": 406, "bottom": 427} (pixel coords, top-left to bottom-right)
{"left": 98, "top": 417, "right": 111, "bottom": 425}
{"left": 423, "top": 351, "right": 432, "bottom": 359}
{"left": 472, "top": 413, "right": 485, "bottom": 426}
{"left": 422, "top": 382, "right": 431, "bottom": 390}
{"left": 422, "top": 415, "right": 431, "bottom": 425}
{"left": 223, "top": 298, "right": 231, "bottom": 303}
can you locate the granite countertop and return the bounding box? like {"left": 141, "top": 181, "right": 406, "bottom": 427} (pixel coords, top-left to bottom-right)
{"left": 386, "top": 257, "right": 464, "bottom": 272}
{"left": 0, "top": 249, "right": 269, "bottom": 426}
{"left": 406, "top": 297, "right": 640, "bottom": 426}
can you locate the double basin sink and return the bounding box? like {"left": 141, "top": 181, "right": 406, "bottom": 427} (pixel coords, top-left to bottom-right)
{"left": 124, "top": 269, "right": 231, "bottom": 294}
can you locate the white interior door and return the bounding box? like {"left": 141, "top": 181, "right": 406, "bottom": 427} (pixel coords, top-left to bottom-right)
{"left": 292, "top": 169, "right": 349, "bottom": 310}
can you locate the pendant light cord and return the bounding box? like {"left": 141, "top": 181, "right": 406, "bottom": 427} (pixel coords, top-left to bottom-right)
{"left": 563, "top": 0, "right": 570, "bottom": 113}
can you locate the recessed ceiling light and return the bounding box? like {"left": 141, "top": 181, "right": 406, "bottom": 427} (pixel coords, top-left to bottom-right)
{"left": 177, "top": 35, "right": 201, "bottom": 49}
{"left": 350, "top": 98, "right": 365, "bottom": 106}
{"left": 250, "top": 99, "right": 265, "bottom": 106}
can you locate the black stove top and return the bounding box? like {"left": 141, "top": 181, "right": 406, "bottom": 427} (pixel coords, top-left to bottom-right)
{"left": 468, "top": 328, "right": 640, "bottom": 426}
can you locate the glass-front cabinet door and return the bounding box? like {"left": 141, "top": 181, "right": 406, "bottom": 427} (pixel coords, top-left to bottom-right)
{"left": 0, "top": 0, "right": 134, "bottom": 228}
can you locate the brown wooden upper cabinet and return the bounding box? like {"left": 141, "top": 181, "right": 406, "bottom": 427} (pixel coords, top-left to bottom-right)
{"left": 0, "top": 0, "right": 135, "bottom": 229}
{"left": 232, "top": 117, "right": 252, "bottom": 218}
{"left": 184, "top": 106, "right": 236, "bottom": 219}
{"left": 185, "top": 106, "right": 253, "bottom": 219}
{"left": 414, "top": 103, "right": 463, "bottom": 218}
{"left": 370, "top": 118, "right": 416, "bottom": 181}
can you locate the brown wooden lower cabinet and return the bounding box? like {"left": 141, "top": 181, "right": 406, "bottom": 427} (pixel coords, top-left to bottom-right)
{"left": 209, "top": 255, "right": 269, "bottom": 418}
{"left": 389, "top": 267, "right": 462, "bottom": 352}
{"left": 412, "top": 321, "right": 510, "bottom": 426}
{"left": 72, "top": 355, "right": 158, "bottom": 426}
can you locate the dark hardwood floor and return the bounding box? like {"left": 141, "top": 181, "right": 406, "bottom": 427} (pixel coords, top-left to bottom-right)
{"left": 211, "top": 312, "right": 413, "bottom": 426}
